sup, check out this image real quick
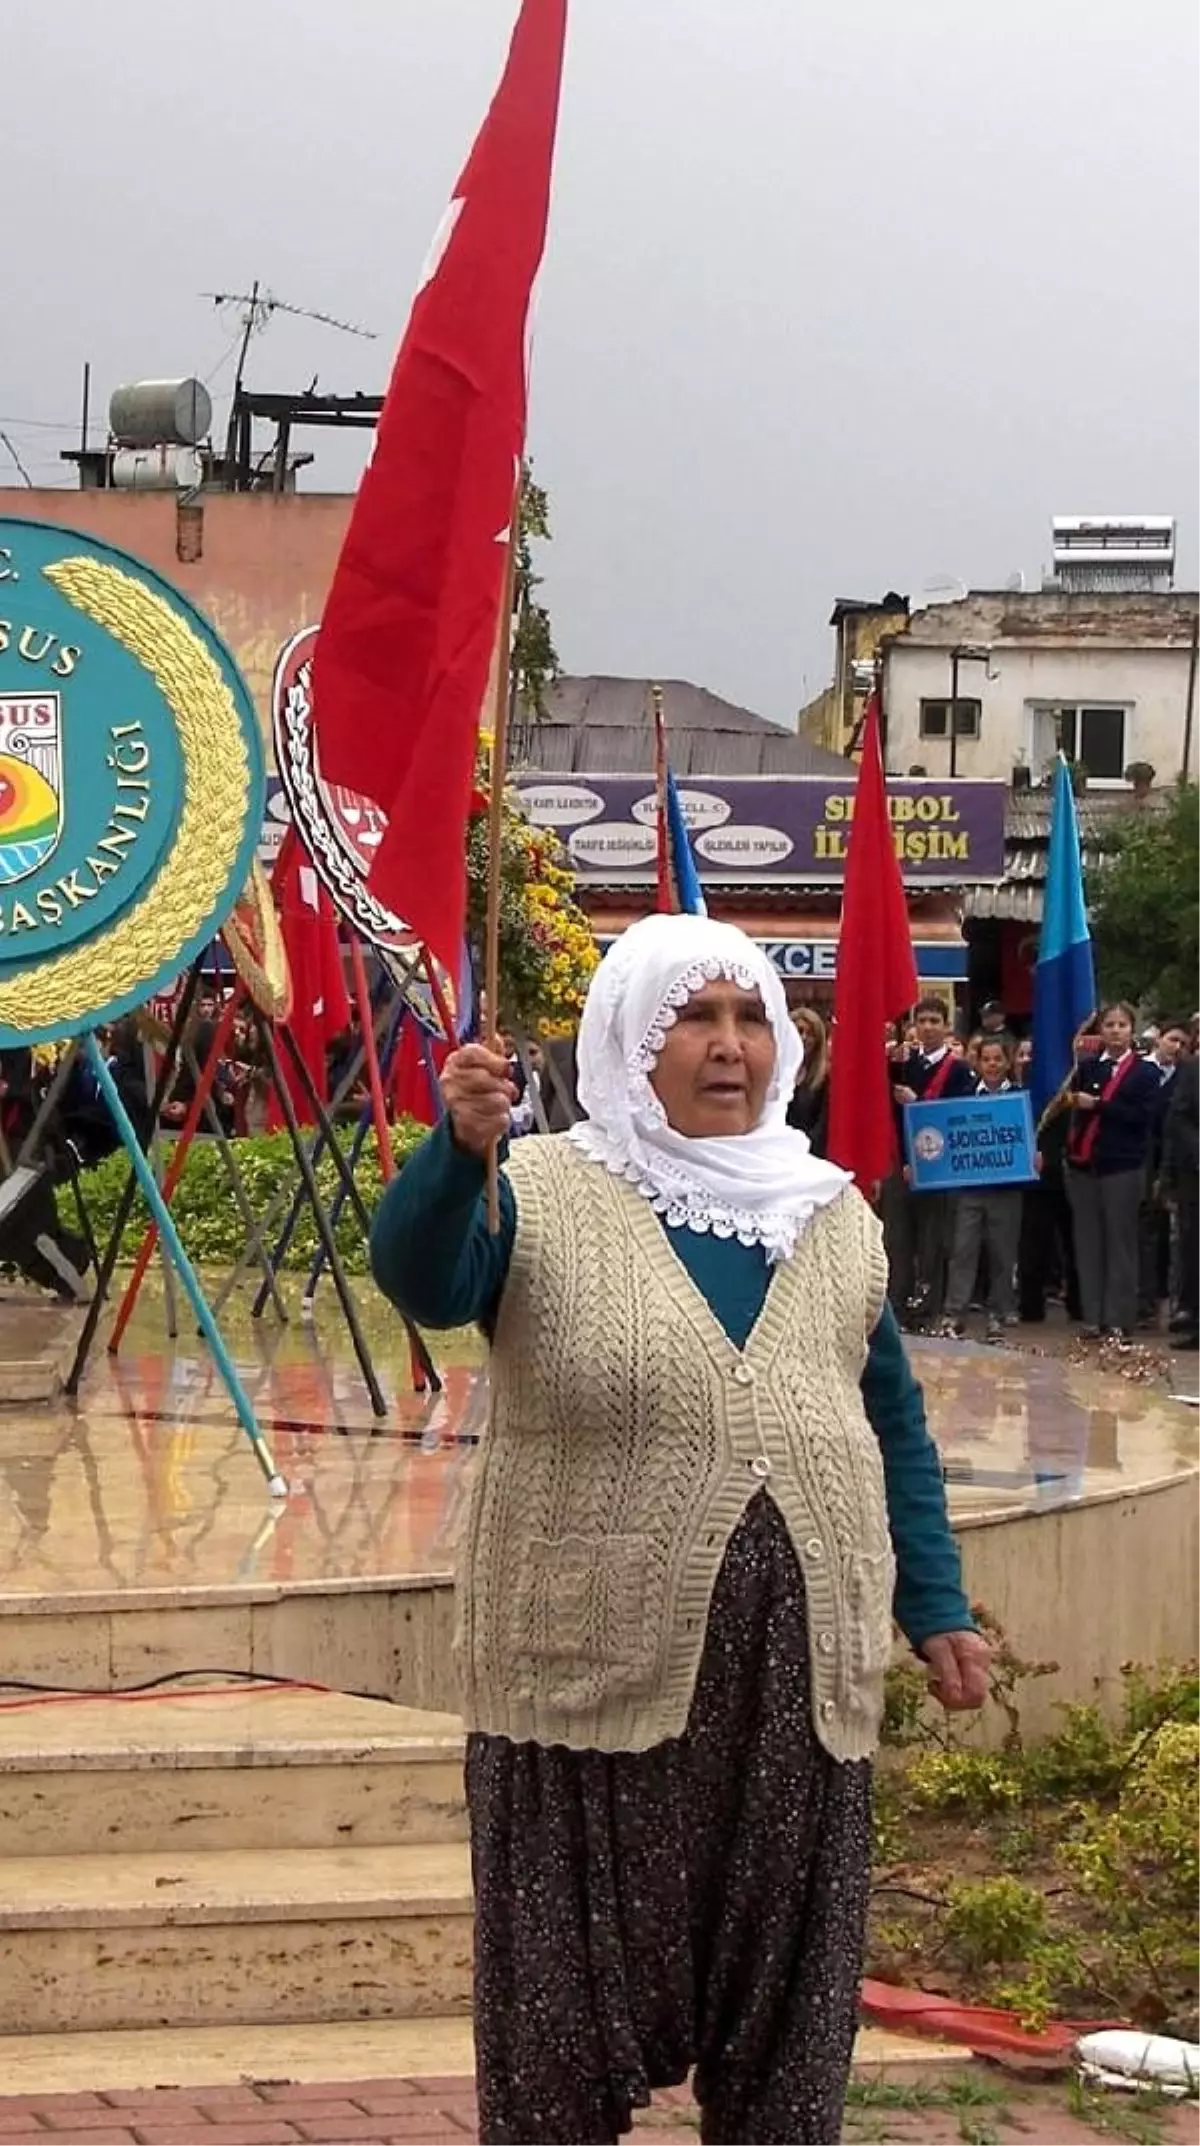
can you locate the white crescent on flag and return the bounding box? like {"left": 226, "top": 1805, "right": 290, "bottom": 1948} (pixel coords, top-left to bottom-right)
{"left": 416, "top": 198, "right": 465, "bottom": 295}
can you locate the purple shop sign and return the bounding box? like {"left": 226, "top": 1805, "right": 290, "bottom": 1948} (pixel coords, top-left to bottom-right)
{"left": 513, "top": 774, "right": 1006, "bottom": 885}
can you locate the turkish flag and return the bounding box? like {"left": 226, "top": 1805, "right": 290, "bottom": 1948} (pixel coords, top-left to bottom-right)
{"left": 268, "top": 834, "right": 352, "bottom": 1129}
{"left": 390, "top": 1018, "right": 447, "bottom": 1128}
{"left": 826, "top": 691, "right": 918, "bottom": 1193}
{"left": 312, "top": 0, "right": 568, "bottom": 977}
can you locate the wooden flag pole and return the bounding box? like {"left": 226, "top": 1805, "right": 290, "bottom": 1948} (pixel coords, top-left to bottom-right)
{"left": 483, "top": 495, "right": 522, "bottom": 1232}
{"left": 651, "top": 681, "right": 674, "bottom": 913}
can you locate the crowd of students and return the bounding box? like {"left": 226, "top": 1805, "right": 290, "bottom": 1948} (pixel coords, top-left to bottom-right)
{"left": 2, "top": 973, "right": 1197, "bottom": 1352}
{"left": 877, "top": 997, "right": 1199, "bottom": 1352}
{"left": 495, "top": 987, "right": 1198, "bottom": 1354}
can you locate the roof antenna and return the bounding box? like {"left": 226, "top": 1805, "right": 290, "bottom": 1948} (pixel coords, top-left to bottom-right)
{"left": 202, "top": 282, "right": 377, "bottom": 482}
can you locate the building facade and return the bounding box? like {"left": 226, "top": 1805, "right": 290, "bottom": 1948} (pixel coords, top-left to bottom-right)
{"left": 881, "top": 589, "right": 1199, "bottom": 789}
{"left": 0, "top": 486, "right": 982, "bottom": 1010}
{"left": 0, "top": 487, "right": 350, "bottom": 738}
{"left": 798, "top": 592, "right": 909, "bottom": 756}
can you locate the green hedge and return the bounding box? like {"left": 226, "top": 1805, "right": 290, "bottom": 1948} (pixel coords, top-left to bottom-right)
{"left": 60, "top": 1121, "right": 430, "bottom": 1274}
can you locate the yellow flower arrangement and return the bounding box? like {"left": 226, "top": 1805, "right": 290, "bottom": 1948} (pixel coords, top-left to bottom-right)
{"left": 465, "top": 744, "right": 597, "bottom": 1031}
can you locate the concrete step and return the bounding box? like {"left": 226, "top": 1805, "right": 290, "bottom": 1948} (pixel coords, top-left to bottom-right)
{"left": 0, "top": 1292, "right": 83, "bottom": 1405}
{"left": 0, "top": 1688, "right": 467, "bottom": 1853}
{"left": 0, "top": 2015, "right": 966, "bottom": 2097}
{"left": 0, "top": 2014, "right": 479, "bottom": 2093}
{"left": 0, "top": 1840, "right": 474, "bottom": 2033}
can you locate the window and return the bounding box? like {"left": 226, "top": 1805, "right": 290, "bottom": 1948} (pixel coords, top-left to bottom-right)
{"left": 1057, "top": 706, "right": 1127, "bottom": 781}
{"left": 919, "top": 698, "right": 981, "bottom": 741}
{"left": 1031, "top": 704, "right": 1129, "bottom": 782}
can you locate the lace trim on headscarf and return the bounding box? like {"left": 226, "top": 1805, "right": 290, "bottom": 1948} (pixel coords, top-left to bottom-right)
{"left": 630, "top": 957, "right": 760, "bottom": 1072}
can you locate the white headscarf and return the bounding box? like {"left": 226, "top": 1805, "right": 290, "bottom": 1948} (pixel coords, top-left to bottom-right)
{"left": 568, "top": 914, "right": 850, "bottom": 1263}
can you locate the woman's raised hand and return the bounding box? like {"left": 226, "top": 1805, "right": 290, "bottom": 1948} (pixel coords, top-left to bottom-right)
{"left": 441, "top": 1043, "right": 516, "bottom": 1160}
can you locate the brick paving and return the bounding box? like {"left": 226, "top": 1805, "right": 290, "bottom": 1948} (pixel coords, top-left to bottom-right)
{"left": 0, "top": 2075, "right": 1195, "bottom": 2145}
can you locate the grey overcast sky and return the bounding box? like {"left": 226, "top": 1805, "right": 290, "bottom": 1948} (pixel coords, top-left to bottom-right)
{"left": 6, "top": 0, "right": 1198, "bottom": 723}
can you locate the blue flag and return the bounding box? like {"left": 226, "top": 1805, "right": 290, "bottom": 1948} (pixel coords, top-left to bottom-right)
{"left": 665, "top": 766, "right": 707, "bottom": 916}
{"left": 1031, "top": 758, "right": 1096, "bottom": 1120}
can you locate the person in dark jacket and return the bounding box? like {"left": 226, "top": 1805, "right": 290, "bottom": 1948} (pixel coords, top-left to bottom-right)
{"left": 785, "top": 1006, "right": 830, "bottom": 1157}
{"left": 1065, "top": 1002, "right": 1163, "bottom": 1342}
{"left": 890, "top": 997, "right": 977, "bottom": 1327}
{"left": 1016, "top": 1028, "right": 1088, "bottom": 1325}
{"left": 1138, "top": 1021, "right": 1190, "bottom": 1322}
{"left": 0, "top": 1049, "right": 91, "bottom": 1297}
{"left": 161, "top": 1015, "right": 235, "bottom": 1135}
{"left": 1161, "top": 1042, "right": 1199, "bottom": 1349}
{"left": 942, "top": 1037, "right": 1022, "bottom": 1340}
{"left": 540, "top": 1035, "right": 580, "bottom": 1132}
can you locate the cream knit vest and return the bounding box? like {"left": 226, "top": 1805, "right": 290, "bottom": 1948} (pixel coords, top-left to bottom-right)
{"left": 454, "top": 1136, "right": 893, "bottom": 1762}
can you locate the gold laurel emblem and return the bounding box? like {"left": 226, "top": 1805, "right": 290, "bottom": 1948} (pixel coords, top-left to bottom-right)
{"left": 0, "top": 558, "right": 251, "bottom": 1031}
{"left": 223, "top": 857, "right": 293, "bottom": 1021}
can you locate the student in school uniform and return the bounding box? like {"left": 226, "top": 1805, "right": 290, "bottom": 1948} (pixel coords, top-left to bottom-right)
{"left": 1162, "top": 1032, "right": 1199, "bottom": 1350}
{"left": 941, "top": 1037, "right": 1023, "bottom": 1342}
{"left": 891, "top": 996, "right": 977, "bottom": 1327}
{"left": 1137, "top": 1021, "right": 1190, "bottom": 1325}
{"left": 1065, "top": 1002, "right": 1163, "bottom": 1344}
{"left": 1017, "top": 1037, "right": 1083, "bottom": 1327}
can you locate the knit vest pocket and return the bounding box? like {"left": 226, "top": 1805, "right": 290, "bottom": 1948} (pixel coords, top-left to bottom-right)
{"left": 842, "top": 1547, "right": 897, "bottom": 1734}
{"left": 508, "top": 1531, "right": 653, "bottom": 1715}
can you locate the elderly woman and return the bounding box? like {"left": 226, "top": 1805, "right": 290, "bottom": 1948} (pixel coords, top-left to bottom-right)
{"left": 371, "top": 916, "right": 987, "bottom": 2146}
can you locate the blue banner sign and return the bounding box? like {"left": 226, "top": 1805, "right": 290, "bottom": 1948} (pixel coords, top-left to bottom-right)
{"left": 904, "top": 1092, "right": 1037, "bottom": 1192}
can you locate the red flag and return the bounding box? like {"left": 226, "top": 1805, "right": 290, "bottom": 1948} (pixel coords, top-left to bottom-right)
{"left": 390, "top": 1019, "right": 447, "bottom": 1128}
{"left": 312, "top": 0, "right": 568, "bottom": 976}
{"left": 268, "top": 835, "right": 352, "bottom": 1129}
{"left": 826, "top": 690, "right": 918, "bottom": 1193}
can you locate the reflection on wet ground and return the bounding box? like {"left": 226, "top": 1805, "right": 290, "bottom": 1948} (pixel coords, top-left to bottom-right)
{"left": 912, "top": 1332, "right": 1197, "bottom": 1512}
{"left": 0, "top": 1285, "right": 1194, "bottom": 1602}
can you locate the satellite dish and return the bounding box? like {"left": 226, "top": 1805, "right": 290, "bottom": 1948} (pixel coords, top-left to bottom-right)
{"left": 1004, "top": 569, "right": 1026, "bottom": 592}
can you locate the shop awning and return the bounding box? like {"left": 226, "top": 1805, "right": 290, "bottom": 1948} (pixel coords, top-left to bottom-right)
{"left": 586, "top": 894, "right": 967, "bottom": 983}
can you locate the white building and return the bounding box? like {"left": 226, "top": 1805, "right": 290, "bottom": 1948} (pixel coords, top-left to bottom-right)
{"left": 882, "top": 587, "right": 1199, "bottom": 790}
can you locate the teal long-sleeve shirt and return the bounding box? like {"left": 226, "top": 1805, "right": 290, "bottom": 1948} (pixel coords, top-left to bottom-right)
{"left": 372, "top": 1119, "right": 972, "bottom": 1651}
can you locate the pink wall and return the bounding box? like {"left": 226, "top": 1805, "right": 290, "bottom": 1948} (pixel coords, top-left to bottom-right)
{"left": 0, "top": 488, "right": 349, "bottom": 743}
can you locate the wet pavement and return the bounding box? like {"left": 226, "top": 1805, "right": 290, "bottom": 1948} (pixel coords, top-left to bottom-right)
{"left": 0, "top": 1284, "right": 1194, "bottom": 1604}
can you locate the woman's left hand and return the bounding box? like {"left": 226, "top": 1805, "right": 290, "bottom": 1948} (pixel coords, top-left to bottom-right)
{"left": 919, "top": 1629, "right": 991, "bottom": 1711}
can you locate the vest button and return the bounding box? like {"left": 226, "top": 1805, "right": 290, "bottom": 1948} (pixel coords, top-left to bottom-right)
{"left": 749, "top": 1454, "right": 772, "bottom": 1479}
{"left": 818, "top": 1630, "right": 835, "bottom": 1655}
{"left": 730, "top": 1362, "right": 755, "bottom": 1385}
{"left": 804, "top": 1536, "right": 824, "bottom": 1561}
{"left": 820, "top": 1699, "right": 836, "bottom": 1720}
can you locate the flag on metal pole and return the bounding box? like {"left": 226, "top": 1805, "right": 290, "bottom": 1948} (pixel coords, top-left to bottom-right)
{"left": 267, "top": 832, "right": 352, "bottom": 1129}
{"left": 652, "top": 685, "right": 707, "bottom": 915}
{"left": 826, "top": 687, "right": 918, "bottom": 1192}
{"left": 664, "top": 769, "right": 707, "bottom": 916}
{"left": 1031, "top": 756, "right": 1096, "bottom": 1121}
{"left": 312, "top": 0, "right": 568, "bottom": 979}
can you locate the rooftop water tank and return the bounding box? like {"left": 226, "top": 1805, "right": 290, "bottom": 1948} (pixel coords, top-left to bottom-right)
{"left": 108, "top": 379, "right": 212, "bottom": 448}
{"left": 111, "top": 445, "right": 204, "bottom": 491}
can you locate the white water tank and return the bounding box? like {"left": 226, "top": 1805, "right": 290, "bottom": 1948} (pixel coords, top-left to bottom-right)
{"left": 111, "top": 445, "right": 204, "bottom": 491}
{"left": 109, "top": 379, "right": 212, "bottom": 448}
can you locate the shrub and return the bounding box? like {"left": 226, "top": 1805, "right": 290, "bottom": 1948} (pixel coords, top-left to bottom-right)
{"left": 905, "top": 1748, "right": 1023, "bottom": 1817}
{"left": 1066, "top": 1721, "right": 1199, "bottom": 2027}
{"left": 1020, "top": 1703, "right": 1123, "bottom": 1801}
{"left": 1121, "top": 1659, "right": 1199, "bottom": 1735}
{"left": 61, "top": 1121, "right": 430, "bottom": 1275}
{"left": 943, "top": 1877, "right": 1047, "bottom": 1972}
